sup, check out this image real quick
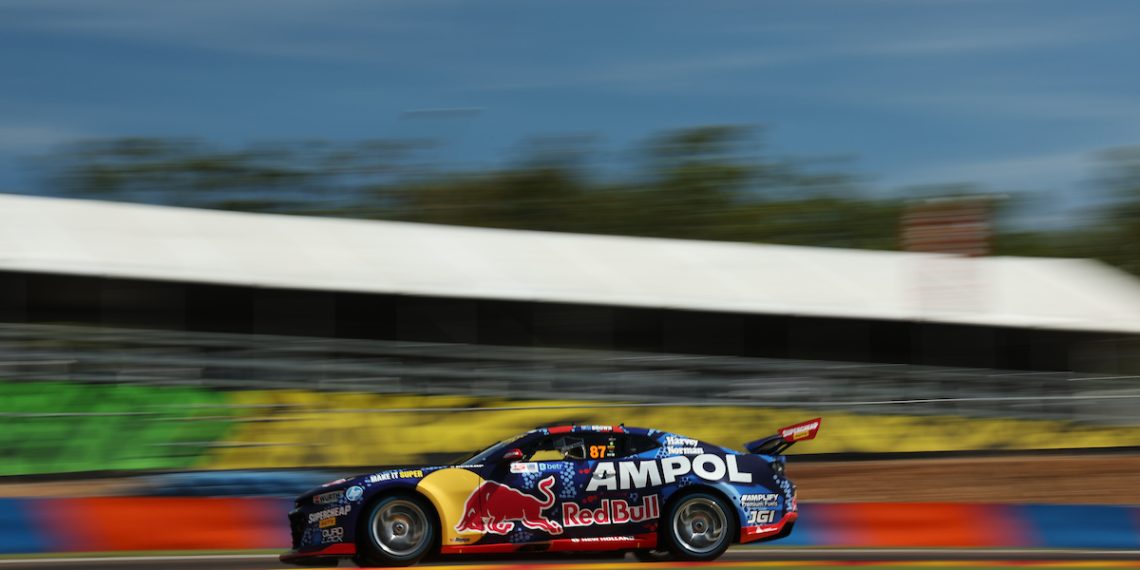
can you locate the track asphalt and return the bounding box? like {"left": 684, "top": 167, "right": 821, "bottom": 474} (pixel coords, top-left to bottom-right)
{"left": 3, "top": 548, "right": 1140, "bottom": 570}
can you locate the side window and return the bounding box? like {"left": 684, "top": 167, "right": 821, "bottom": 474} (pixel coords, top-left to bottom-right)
{"left": 525, "top": 436, "right": 569, "bottom": 461}
{"left": 526, "top": 435, "right": 595, "bottom": 461}
{"left": 625, "top": 435, "right": 661, "bottom": 456}
{"left": 583, "top": 433, "right": 621, "bottom": 459}
{"left": 524, "top": 433, "right": 660, "bottom": 461}
{"left": 585, "top": 433, "right": 659, "bottom": 458}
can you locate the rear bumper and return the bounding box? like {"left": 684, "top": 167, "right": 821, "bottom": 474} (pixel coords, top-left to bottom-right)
{"left": 279, "top": 543, "right": 355, "bottom": 565}
{"left": 740, "top": 511, "right": 797, "bottom": 544}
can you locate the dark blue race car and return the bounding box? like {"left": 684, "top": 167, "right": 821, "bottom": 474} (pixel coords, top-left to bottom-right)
{"left": 281, "top": 419, "right": 820, "bottom": 567}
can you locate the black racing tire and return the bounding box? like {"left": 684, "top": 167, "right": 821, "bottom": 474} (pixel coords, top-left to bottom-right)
{"left": 633, "top": 548, "right": 676, "bottom": 562}
{"left": 354, "top": 494, "right": 437, "bottom": 567}
{"left": 663, "top": 492, "right": 733, "bottom": 562}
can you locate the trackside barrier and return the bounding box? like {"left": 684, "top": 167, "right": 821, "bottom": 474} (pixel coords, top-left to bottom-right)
{"left": 1, "top": 500, "right": 1138, "bottom": 554}
{"left": 2, "top": 497, "right": 292, "bottom": 554}
{"left": 780, "top": 503, "right": 1140, "bottom": 549}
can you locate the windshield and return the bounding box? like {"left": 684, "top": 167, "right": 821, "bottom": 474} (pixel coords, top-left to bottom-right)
{"left": 451, "top": 433, "right": 524, "bottom": 466}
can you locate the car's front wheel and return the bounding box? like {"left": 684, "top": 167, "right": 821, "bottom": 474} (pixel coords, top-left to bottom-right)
{"left": 354, "top": 495, "right": 436, "bottom": 567}
{"left": 664, "top": 492, "right": 733, "bottom": 561}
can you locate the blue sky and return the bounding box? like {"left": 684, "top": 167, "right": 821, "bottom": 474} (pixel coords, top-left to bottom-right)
{"left": 2, "top": 0, "right": 1139, "bottom": 224}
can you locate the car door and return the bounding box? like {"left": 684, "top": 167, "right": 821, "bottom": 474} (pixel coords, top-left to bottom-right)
{"left": 575, "top": 432, "right": 663, "bottom": 538}
{"left": 473, "top": 434, "right": 585, "bottom": 542}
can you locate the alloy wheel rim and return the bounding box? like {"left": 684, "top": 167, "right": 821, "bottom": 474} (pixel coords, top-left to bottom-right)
{"left": 370, "top": 499, "right": 428, "bottom": 557}
{"left": 672, "top": 497, "right": 727, "bottom": 554}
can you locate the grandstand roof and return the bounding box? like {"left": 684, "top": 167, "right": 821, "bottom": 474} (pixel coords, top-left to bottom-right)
{"left": 3, "top": 193, "right": 1140, "bottom": 333}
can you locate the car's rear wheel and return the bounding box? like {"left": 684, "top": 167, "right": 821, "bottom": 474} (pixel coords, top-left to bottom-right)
{"left": 664, "top": 493, "right": 733, "bottom": 561}
{"left": 354, "top": 495, "right": 436, "bottom": 567}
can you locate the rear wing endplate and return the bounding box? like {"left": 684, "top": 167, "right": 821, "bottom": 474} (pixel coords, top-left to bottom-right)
{"left": 744, "top": 417, "right": 821, "bottom": 456}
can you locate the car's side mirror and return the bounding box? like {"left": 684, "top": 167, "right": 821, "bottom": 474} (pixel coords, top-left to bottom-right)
{"left": 502, "top": 448, "right": 524, "bottom": 462}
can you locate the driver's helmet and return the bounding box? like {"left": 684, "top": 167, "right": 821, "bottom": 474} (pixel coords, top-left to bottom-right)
{"left": 554, "top": 436, "right": 586, "bottom": 460}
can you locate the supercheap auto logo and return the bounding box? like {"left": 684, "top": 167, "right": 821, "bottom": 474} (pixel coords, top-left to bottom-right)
{"left": 308, "top": 505, "right": 351, "bottom": 523}
{"left": 780, "top": 419, "right": 820, "bottom": 441}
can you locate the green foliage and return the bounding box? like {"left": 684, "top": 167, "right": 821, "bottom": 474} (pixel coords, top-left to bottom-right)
{"left": 0, "top": 381, "right": 235, "bottom": 475}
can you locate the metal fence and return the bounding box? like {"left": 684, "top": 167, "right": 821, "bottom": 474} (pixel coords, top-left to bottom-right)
{"left": 0, "top": 323, "right": 1137, "bottom": 425}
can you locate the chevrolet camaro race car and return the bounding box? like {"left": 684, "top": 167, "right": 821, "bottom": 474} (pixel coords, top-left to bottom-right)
{"left": 281, "top": 419, "right": 821, "bottom": 567}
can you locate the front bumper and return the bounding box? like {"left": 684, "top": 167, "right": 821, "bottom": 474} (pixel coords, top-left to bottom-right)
{"left": 285, "top": 503, "right": 357, "bottom": 565}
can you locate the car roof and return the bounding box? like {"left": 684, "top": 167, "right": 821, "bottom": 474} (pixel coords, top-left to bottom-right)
{"left": 527, "top": 424, "right": 660, "bottom": 438}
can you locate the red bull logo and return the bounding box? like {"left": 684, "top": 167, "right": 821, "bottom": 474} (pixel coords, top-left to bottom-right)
{"left": 455, "top": 475, "right": 563, "bottom": 535}
{"left": 562, "top": 495, "right": 659, "bottom": 527}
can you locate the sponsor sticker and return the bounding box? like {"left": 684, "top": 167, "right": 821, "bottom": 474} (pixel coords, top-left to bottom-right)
{"left": 740, "top": 493, "right": 780, "bottom": 507}
{"left": 367, "top": 469, "right": 425, "bottom": 483}
{"left": 586, "top": 454, "right": 752, "bottom": 491}
{"left": 562, "top": 495, "right": 659, "bottom": 527}
{"left": 747, "top": 510, "right": 776, "bottom": 524}
{"left": 570, "top": 536, "right": 635, "bottom": 543}
{"left": 779, "top": 419, "right": 821, "bottom": 442}
{"left": 319, "top": 517, "right": 337, "bottom": 528}
{"left": 455, "top": 475, "right": 562, "bottom": 535}
{"left": 309, "top": 505, "right": 351, "bottom": 524}
{"left": 510, "top": 462, "right": 539, "bottom": 473}
{"left": 367, "top": 471, "right": 397, "bottom": 483}
{"left": 320, "top": 527, "right": 344, "bottom": 544}
{"left": 345, "top": 486, "right": 364, "bottom": 502}
{"left": 313, "top": 490, "right": 344, "bottom": 505}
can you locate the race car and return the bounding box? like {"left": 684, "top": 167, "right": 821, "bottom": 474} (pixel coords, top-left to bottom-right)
{"left": 281, "top": 419, "right": 820, "bottom": 567}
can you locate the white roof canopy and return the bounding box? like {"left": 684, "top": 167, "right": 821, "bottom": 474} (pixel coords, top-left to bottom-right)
{"left": 3, "top": 193, "right": 1140, "bottom": 334}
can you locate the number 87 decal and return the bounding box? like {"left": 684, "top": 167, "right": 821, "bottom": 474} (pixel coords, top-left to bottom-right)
{"left": 588, "top": 445, "right": 607, "bottom": 459}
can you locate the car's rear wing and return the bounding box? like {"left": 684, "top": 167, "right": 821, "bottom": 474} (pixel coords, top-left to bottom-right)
{"left": 744, "top": 418, "right": 821, "bottom": 456}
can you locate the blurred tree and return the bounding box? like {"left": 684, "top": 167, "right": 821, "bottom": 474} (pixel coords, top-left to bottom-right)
{"left": 987, "top": 147, "right": 1140, "bottom": 275}
{"left": 30, "top": 128, "right": 910, "bottom": 251}
{"left": 1094, "top": 147, "right": 1140, "bottom": 276}
{"left": 44, "top": 137, "right": 432, "bottom": 214}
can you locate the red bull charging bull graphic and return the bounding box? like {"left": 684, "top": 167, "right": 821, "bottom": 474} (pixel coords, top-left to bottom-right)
{"left": 455, "top": 475, "right": 563, "bottom": 535}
